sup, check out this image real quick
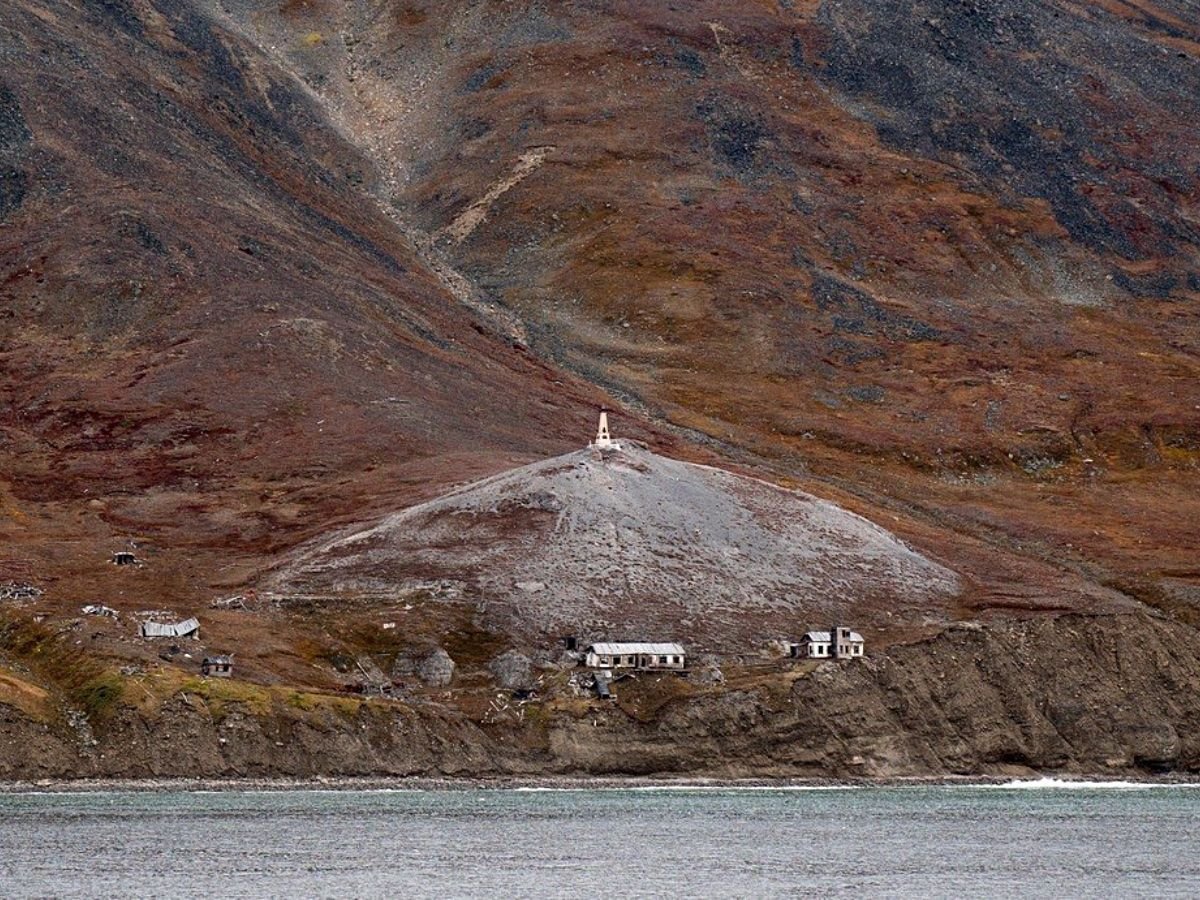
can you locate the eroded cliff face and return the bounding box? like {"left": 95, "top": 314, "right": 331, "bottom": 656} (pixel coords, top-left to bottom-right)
{"left": 3, "top": 613, "right": 1197, "bottom": 781}
{"left": 548, "top": 613, "right": 1200, "bottom": 777}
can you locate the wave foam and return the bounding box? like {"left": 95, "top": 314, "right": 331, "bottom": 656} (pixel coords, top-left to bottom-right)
{"left": 980, "top": 777, "right": 1198, "bottom": 790}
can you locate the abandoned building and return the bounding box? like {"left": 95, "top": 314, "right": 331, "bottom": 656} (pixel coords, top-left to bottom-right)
{"left": 585, "top": 642, "right": 686, "bottom": 671}
{"left": 201, "top": 656, "right": 233, "bottom": 678}
{"left": 793, "top": 627, "right": 865, "bottom": 660}
{"left": 140, "top": 617, "right": 200, "bottom": 639}
{"left": 111, "top": 551, "right": 137, "bottom": 566}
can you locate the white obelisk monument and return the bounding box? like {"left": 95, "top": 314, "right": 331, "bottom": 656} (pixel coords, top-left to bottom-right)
{"left": 591, "top": 408, "right": 619, "bottom": 450}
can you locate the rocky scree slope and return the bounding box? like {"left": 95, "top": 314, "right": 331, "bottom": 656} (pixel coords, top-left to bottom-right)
{"left": 274, "top": 442, "right": 961, "bottom": 647}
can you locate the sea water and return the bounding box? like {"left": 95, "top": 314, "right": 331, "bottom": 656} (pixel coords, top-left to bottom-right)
{"left": 1, "top": 782, "right": 1198, "bottom": 898}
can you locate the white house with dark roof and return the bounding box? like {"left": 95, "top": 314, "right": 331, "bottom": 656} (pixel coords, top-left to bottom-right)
{"left": 585, "top": 642, "right": 685, "bottom": 671}
{"left": 794, "top": 626, "right": 864, "bottom": 660}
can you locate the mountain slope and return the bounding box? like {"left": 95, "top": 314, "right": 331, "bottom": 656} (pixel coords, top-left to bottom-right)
{"left": 0, "top": 0, "right": 638, "bottom": 607}
{"left": 210, "top": 0, "right": 1200, "bottom": 599}
{"left": 1, "top": 0, "right": 1200, "bottom": 781}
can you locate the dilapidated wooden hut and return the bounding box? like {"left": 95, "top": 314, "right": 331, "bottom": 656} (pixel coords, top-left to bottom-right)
{"left": 140, "top": 617, "right": 200, "bottom": 640}
{"left": 584, "top": 642, "right": 685, "bottom": 671}
{"left": 201, "top": 656, "right": 233, "bottom": 678}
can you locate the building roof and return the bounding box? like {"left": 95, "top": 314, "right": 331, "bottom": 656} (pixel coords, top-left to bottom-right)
{"left": 141, "top": 617, "right": 200, "bottom": 638}
{"left": 588, "top": 642, "right": 685, "bottom": 656}
{"left": 203, "top": 656, "right": 232, "bottom": 665}
{"left": 802, "top": 630, "right": 864, "bottom": 643}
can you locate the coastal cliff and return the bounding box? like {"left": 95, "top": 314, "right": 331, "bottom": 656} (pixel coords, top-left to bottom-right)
{"left": 547, "top": 613, "right": 1200, "bottom": 778}
{"left": 3, "top": 613, "right": 1197, "bottom": 781}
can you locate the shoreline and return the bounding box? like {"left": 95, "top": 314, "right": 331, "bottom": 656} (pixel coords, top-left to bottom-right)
{"left": 4, "top": 772, "right": 1200, "bottom": 794}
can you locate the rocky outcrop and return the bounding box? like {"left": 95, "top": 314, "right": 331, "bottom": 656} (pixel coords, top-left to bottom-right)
{"left": 417, "top": 649, "right": 456, "bottom": 688}
{"left": 488, "top": 651, "right": 533, "bottom": 691}
{"left": 3, "top": 613, "right": 1199, "bottom": 781}
{"left": 392, "top": 648, "right": 457, "bottom": 688}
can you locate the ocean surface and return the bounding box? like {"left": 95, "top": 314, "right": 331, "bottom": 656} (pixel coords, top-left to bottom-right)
{"left": 1, "top": 781, "right": 1198, "bottom": 898}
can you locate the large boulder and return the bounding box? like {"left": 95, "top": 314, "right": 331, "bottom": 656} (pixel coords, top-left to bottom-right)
{"left": 488, "top": 650, "right": 533, "bottom": 690}
{"left": 417, "top": 648, "right": 456, "bottom": 687}
{"left": 393, "top": 647, "right": 456, "bottom": 687}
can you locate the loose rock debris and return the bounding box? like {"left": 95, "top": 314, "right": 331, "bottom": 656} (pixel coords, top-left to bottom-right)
{"left": 0, "top": 582, "right": 42, "bottom": 603}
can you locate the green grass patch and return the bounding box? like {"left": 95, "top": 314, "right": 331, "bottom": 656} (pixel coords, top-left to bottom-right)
{"left": 179, "top": 676, "right": 273, "bottom": 717}
{"left": 0, "top": 613, "right": 125, "bottom": 722}
{"left": 286, "top": 690, "right": 318, "bottom": 712}
{"left": 77, "top": 672, "right": 125, "bottom": 720}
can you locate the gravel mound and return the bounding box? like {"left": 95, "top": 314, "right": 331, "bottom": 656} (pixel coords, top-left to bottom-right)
{"left": 275, "top": 444, "right": 960, "bottom": 648}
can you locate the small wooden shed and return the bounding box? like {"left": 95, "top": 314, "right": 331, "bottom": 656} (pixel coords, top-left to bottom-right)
{"left": 201, "top": 656, "right": 233, "bottom": 678}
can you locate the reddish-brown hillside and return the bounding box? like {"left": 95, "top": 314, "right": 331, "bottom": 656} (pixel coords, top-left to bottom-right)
{"left": 1, "top": 0, "right": 1197, "bottom": 665}
{"left": 0, "top": 0, "right": 653, "bottom": 615}
{"left": 2, "top": 1, "right": 1200, "bottom": 782}
{"left": 211, "top": 0, "right": 1200, "bottom": 606}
